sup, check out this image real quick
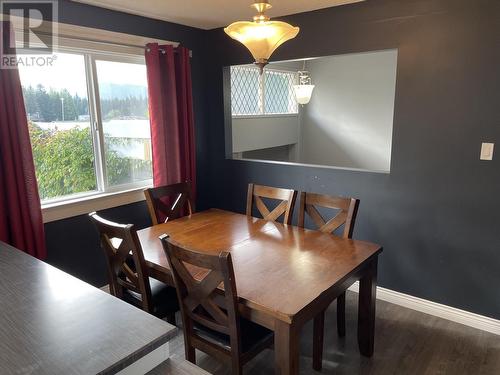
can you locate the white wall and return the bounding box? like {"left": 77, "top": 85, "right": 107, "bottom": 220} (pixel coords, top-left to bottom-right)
{"left": 232, "top": 116, "right": 299, "bottom": 154}
{"left": 300, "top": 50, "right": 397, "bottom": 172}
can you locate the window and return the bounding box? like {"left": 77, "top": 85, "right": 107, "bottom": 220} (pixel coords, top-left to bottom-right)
{"left": 18, "top": 50, "right": 152, "bottom": 202}
{"left": 264, "top": 69, "right": 299, "bottom": 115}
{"left": 95, "top": 60, "right": 151, "bottom": 188}
{"left": 230, "top": 65, "right": 261, "bottom": 116}
{"left": 230, "top": 65, "right": 298, "bottom": 116}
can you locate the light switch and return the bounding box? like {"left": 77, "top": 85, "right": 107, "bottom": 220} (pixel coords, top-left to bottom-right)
{"left": 480, "top": 142, "right": 494, "bottom": 160}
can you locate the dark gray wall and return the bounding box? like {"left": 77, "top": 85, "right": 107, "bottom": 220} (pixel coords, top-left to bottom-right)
{"left": 203, "top": 0, "right": 500, "bottom": 319}
{"left": 43, "top": 0, "right": 211, "bottom": 286}
{"left": 45, "top": 201, "right": 151, "bottom": 286}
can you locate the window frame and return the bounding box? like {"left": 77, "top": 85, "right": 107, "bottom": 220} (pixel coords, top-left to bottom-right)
{"left": 230, "top": 65, "right": 299, "bottom": 118}
{"left": 18, "top": 45, "right": 153, "bottom": 207}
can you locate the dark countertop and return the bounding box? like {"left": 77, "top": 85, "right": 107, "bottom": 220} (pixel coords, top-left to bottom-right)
{"left": 0, "top": 241, "right": 176, "bottom": 375}
{"left": 147, "top": 356, "right": 211, "bottom": 375}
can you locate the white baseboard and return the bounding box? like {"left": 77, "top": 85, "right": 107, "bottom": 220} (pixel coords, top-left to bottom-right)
{"left": 348, "top": 282, "right": 500, "bottom": 336}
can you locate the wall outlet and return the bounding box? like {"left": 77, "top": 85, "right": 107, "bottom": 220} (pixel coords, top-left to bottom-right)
{"left": 480, "top": 142, "right": 494, "bottom": 160}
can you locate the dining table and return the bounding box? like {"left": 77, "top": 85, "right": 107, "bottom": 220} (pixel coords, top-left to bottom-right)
{"left": 137, "top": 208, "right": 383, "bottom": 375}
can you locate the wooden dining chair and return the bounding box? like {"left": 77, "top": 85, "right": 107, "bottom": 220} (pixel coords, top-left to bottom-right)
{"left": 246, "top": 183, "right": 297, "bottom": 225}
{"left": 298, "top": 192, "right": 360, "bottom": 371}
{"left": 144, "top": 181, "right": 194, "bottom": 225}
{"left": 89, "top": 212, "right": 179, "bottom": 325}
{"left": 160, "top": 234, "right": 274, "bottom": 375}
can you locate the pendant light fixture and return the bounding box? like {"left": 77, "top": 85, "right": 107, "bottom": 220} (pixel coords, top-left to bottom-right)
{"left": 224, "top": 1, "right": 300, "bottom": 74}
{"left": 293, "top": 60, "right": 315, "bottom": 105}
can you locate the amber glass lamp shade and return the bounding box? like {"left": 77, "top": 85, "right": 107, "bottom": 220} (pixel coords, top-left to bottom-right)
{"left": 224, "top": 21, "right": 299, "bottom": 72}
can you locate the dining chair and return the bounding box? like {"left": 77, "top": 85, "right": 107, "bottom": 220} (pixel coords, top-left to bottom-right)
{"left": 160, "top": 234, "right": 274, "bottom": 375}
{"left": 297, "top": 192, "right": 360, "bottom": 370}
{"left": 144, "top": 181, "right": 195, "bottom": 225}
{"left": 246, "top": 183, "right": 297, "bottom": 224}
{"left": 89, "top": 212, "right": 179, "bottom": 325}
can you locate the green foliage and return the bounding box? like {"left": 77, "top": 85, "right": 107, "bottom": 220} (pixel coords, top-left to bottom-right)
{"left": 22, "top": 85, "right": 88, "bottom": 122}
{"left": 22, "top": 84, "right": 148, "bottom": 121}
{"left": 100, "top": 96, "right": 149, "bottom": 120}
{"left": 28, "top": 122, "right": 151, "bottom": 200}
{"left": 104, "top": 137, "right": 151, "bottom": 187}
{"left": 29, "top": 121, "right": 96, "bottom": 199}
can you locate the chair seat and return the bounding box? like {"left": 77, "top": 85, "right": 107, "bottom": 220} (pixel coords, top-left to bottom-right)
{"left": 123, "top": 278, "right": 179, "bottom": 319}
{"left": 194, "top": 318, "right": 273, "bottom": 354}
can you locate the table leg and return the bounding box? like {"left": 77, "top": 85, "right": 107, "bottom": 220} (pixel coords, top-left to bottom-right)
{"left": 274, "top": 319, "right": 299, "bottom": 375}
{"left": 312, "top": 309, "right": 325, "bottom": 371}
{"left": 337, "top": 292, "right": 346, "bottom": 337}
{"left": 358, "top": 257, "right": 378, "bottom": 357}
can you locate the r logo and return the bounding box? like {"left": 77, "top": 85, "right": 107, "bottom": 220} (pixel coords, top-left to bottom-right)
{"left": 1, "top": 0, "right": 58, "bottom": 55}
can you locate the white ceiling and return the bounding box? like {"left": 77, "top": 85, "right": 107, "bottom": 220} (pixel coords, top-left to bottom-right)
{"left": 71, "top": 0, "right": 364, "bottom": 30}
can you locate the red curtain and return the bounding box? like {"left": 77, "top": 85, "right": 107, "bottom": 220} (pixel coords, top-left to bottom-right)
{"left": 0, "top": 22, "right": 46, "bottom": 259}
{"left": 145, "top": 43, "right": 196, "bottom": 196}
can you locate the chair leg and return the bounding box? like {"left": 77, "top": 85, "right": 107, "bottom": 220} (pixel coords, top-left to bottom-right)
{"left": 185, "top": 344, "right": 196, "bottom": 364}
{"left": 313, "top": 309, "right": 325, "bottom": 371}
{"left": 337, "top": 292, "right": 346, "bottom": 337}
{"left": 231, "top": 359, "right": 242, "bottom": 375}
{"left": 166, "top": 312, "right": 176, "bottom": 326}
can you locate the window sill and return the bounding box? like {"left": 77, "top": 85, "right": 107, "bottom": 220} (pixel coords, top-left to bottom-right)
{"left": 41, "top": 186, "right": 151, "bottom": 223}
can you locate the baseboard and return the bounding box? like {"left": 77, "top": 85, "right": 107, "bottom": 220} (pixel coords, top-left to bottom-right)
{"left": 348, "top": 282, "right": 500, "bottom": 336}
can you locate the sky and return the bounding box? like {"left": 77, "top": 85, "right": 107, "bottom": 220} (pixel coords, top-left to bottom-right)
{"left": 18, "top": 52, "right": 148, "bottom": 97}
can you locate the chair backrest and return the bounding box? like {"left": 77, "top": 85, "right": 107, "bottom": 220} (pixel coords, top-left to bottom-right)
{"left": 298, "top": 192, "right": 360, "bottom": 238}
{"left": 246, "top": 183, "right": 297, "bottom": 225}
{"left": 89, "top": 212, "right": 152, "bottom": 311}
{"left": 160, "top": 235, "right": 241, "bottom": 356}
{"left": 144, "top": 181, "right": 194, "bottom": 225}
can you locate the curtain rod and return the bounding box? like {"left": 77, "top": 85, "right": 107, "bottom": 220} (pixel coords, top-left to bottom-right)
{"left": 36, "top": 30, "right": 192, "bottom": 57}
{"left": 64, "top": 34, "right": 193, "bottom": 57}
{"left": 145, "top": 46, "right": 193, "bottom": 57}
{"left": 60, "top": 34, "right": 193, "bottom": 57}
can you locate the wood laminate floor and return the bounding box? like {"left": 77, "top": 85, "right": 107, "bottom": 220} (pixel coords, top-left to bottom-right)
{"left": 166, "top": 291, "right": 500, "bottom": 375}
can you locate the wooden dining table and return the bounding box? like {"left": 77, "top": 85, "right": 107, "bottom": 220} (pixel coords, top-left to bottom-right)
{"left": 137, "top": 209, "right": 383, "bottom": 375}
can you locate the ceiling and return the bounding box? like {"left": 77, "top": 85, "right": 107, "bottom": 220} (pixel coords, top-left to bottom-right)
{"left": 71, "top": 0, "right": 364, "bottom": 30}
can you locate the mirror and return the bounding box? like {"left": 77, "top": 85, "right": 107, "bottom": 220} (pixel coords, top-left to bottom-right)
{"left": 225, "top": 49, "right": 398, "bottom": 173}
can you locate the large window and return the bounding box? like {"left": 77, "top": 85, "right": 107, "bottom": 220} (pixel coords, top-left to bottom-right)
{"left": 230, "top": 65, "right": 298, "bottom": 116}
{"left": 18, "top": 50, "right": 152, "bottom": 202}
{"left": 95, "top": 60, "right": 151, "bottom": 188}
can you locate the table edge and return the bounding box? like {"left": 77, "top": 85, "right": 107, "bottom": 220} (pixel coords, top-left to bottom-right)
{"left": 100, "top": 326, "right": 178, "bottom": 375}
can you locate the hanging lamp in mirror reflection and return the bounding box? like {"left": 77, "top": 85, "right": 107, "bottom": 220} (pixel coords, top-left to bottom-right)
{"left": 294, "top": 62, "right": 315, "bottom": 105}
{"left": 224, "top": 1, "right": 299, "bottom": 74}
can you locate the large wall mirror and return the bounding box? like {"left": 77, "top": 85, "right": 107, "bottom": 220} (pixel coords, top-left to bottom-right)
{"left": 224, "top": 49, "right": 398, "bottom": 173}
